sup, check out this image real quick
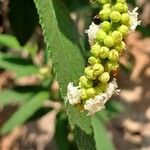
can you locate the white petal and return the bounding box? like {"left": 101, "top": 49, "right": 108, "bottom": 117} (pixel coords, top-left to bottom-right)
{"left": 84, "top": 78, "right": 119, "bottom": 115}
{"left": 129, "top": 7, "right": 141, "bottom": 31}
{"left": 66, "top": 82, "right": 81, "bottom": 105}
{"left": 85, "top": 22, "right": 99, "bottom": 46}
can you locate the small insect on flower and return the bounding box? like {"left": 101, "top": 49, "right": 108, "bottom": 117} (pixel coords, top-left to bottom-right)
{"left": 129, "top": 7, "right": 141, "bottom": 31}
{"left": 85, "top": 22, "right": 99, "bottom": 46}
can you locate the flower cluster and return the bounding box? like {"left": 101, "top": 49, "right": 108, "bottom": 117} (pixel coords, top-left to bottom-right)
{"left": 66, "top": 0, "right": 140, "bottom": 115}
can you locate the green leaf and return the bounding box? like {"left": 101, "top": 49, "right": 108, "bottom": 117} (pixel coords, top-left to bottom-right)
{"left": 106, "top": 101, "right": 124, "bottom": 114}
{"left": 34, "top": 0, "right": 85, "bottom": 98}
{"left": 74, "top": 126, "right": 96, "bottom": 150}
{"left": 91, "top": 116, "right": 115, "bottom": 150}
{"left": 34, "top": 0, "right": 92, "bottom": 135}
{"left": 0, "top": 92, "right": 49, "bottom": 134}
{"left": 55, "top": 113, "right": 70, "bottom": 150}
{"left": 0, "top": 85, "right": 50, "bottom": 107}
{"left": 0, "top": 89, "right": 32, "bottom": 106}
{"left": 27, "top": 107, "right": 52, "bottom": 122}
{"left": 8, "top": 0, "right": 38, "bottom": 45}
{"left": 97, "top": 101, "right": 124, "bottom": 123}
{"left": 0, "top": 34, "right": 21, "bottom": 49}
{"left": 67, "top": 105, "right": 92, "bottom": 134}
{"left": 0, "top": 53, "right": 38, "bottom": 77}
{"left": 34, "top": 1, "right": 95, "bottom": 149}
{"left": 137, "top": 25, "right": 150, "bottom": 37}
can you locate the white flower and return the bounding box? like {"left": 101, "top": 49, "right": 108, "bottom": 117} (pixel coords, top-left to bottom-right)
{"left": 129, "top": 7, "right": 141, "bottom": 31}
{"left": 84, "top": 78, "right": 120, "bottom": 115}
{"left": 85, "top": 22, "right": 99, "bottom": 46}
{"left": 66, "top": 82, "right": 81, "bottom": 105}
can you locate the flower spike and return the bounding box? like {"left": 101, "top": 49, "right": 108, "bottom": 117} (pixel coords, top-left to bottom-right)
{"left": 66, "top": 0, "right": 140, "bottom": 115}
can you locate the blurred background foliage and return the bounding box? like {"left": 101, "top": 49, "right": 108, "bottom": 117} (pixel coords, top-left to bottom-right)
{"left": 0, "top": 0, "right": 149, "bottom": 149}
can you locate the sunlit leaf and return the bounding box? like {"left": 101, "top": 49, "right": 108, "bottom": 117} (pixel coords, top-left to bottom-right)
{"left": 0, "top": 92, "right": 49, "bottom": 134}
{"left": 0, "top": 53, "right": 38, "bottom": 77}
{"left": 0, "top": 34, "right": 21, "bottom": 49}
{"left": 91, "top": 116, "right": 115, "bottom": 150}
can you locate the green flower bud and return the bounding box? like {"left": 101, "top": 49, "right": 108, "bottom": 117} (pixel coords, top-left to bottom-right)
{"left": 121, "top": 13, "right": 130, "bottom": 25}
{"left": 105, "top": 60, "right": 119, "bottom": 72}
{"left": 99, "top": 46, "right": 109, "bottom": 58}
{"left": 103, "top": 3, "right": 111, "bottom": 9}
{"left": 110, "top": 11, "right": 121, "bottom": 22}
{"left": 104, "top": 35, "right": 114, "bottom": 47}
{"left": 86, "top": 87, "right": 96, "bottom": 98}
{"left": 123, "top": 3, "right": 128, "bottom": 13}
{"left": 98, "top": 72, "right": 110, "bottom": 83}
{"left": 98, "top": 0, "right": 110, "bottom": 4}
{"left": 115, "top": 41, "right": 126, "bottom": 53}
{"left": 101, "top": 21, "right": 111, "bottom": 32}
{"left": 91, "top": 43, "right": 101, "bottom": 57}
{"left": 79, "top": 76, "right": 93, "bottom": 88}
{"left": 118, "top": 25, "right": 129, "bottom": 37}
{"left": 112, "top": 31, "right": 122, "bottom": 44}
{"left": 85, "top": 67, "right": 96, "bottom": 80}
{"left": 81, "top": 89, "right": 88, "bottom": 100}
{"left": 99, "top": 8, "right": 111, "bottom": 20}
{"left": 88, "top": 56, "right": 100, "bottom": 65}
{"left": 108, "top": 49, "right": 119, "bottom": 61}
{"left": 95, "top": 86, "right": 103, "bottom": 95}
{"left": 117, "top": 0, "right": 126, "bottom": 3}
{"left": 93, "top": 63, "right": 104, "bottom": 75}
{"left": 96, "top": 29, "right": 107, "bottom": 43}
{"left": 97, "top": 82, "right": 108, "bottom": 91}
{"left": 115, "top": 3, "right": 124, "bottom": 13}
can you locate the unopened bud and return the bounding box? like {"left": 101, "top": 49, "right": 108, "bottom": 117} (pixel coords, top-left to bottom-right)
{"left": 101, "top": 21, "right": 111, "bottom": 32}
{"left": 108, "top": 49, "right": 119, "bottom": 61}
{"left": 104, "top": 35, "right": 114, "bottom": 47}
{"left": 88, "top": 56, "right": 100, "bottom": 65}
{"left": 115, "top": 41, "right": 126, "bottom": 53}
{"left": 96, "top": 29, "right": 107, "bottom": 43}
{"left": 93, "top": 63, "right": 104, "bottom": 75}
{"left": 98, "top": 72, "right": 110, "bottom": 83}
{"left": 112, "top": 31, "right": 122, "bottom": 43}
{"left": 115, "top": 3, "right": 124, "bottom": 13}
{"left": 91, "top": 43, "right": 101, "bottom": 57}
{"left": 118, "top": 25, "right": 129, "bottom": 37}
{"left": 85, "top": 67, "right": 96, "bottom": 80}
{"left": 110, "top": 11, "right": 121, "bottom": 22}
{"left": 99, "top": 8, "right": 111, "bottom": 20}
{"left": 99, "top": 46, "right": 109, "bottom": 58}
{"left": 86, "top": 88, "right": 96, "bottom": 98}
{"left": 79, "top": 76, "right": 93, "bottom": 88}
{"left": 121, "top": 13, "right": 130, "bottom": 25}
{"left": 81, "top": 89, "right": 88, "bottom": 100}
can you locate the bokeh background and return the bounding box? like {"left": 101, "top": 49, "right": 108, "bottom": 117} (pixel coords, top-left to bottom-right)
{"left": 0, "top": 0, "right": 150, "bottom": 149}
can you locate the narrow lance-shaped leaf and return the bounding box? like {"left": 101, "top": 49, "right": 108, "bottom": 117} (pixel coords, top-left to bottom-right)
{"left": 0, "top": 34, "right": 21, "bottom": 49}
{"left": 34, "top": 0, "right": 85, "bottom": 97}
{"left": 55, "top": 114, "right": 70, "bottom": 150}
{"left": 0, "top": 92, "right": 49, "bottom": 134}
{"left": 91, "top": 115, "right": 115, "bottom": 150}
{"left": 34, "top": 0, "right": 93, "bottom": 135}
{"left": 0, "top": 89, "right": 32, "bottom": 106}
{"left": 8, "top": 0, "right": 38, "bottom": 45}
{"left": 0, "top": 53, "right": 39, "bottom": 77}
